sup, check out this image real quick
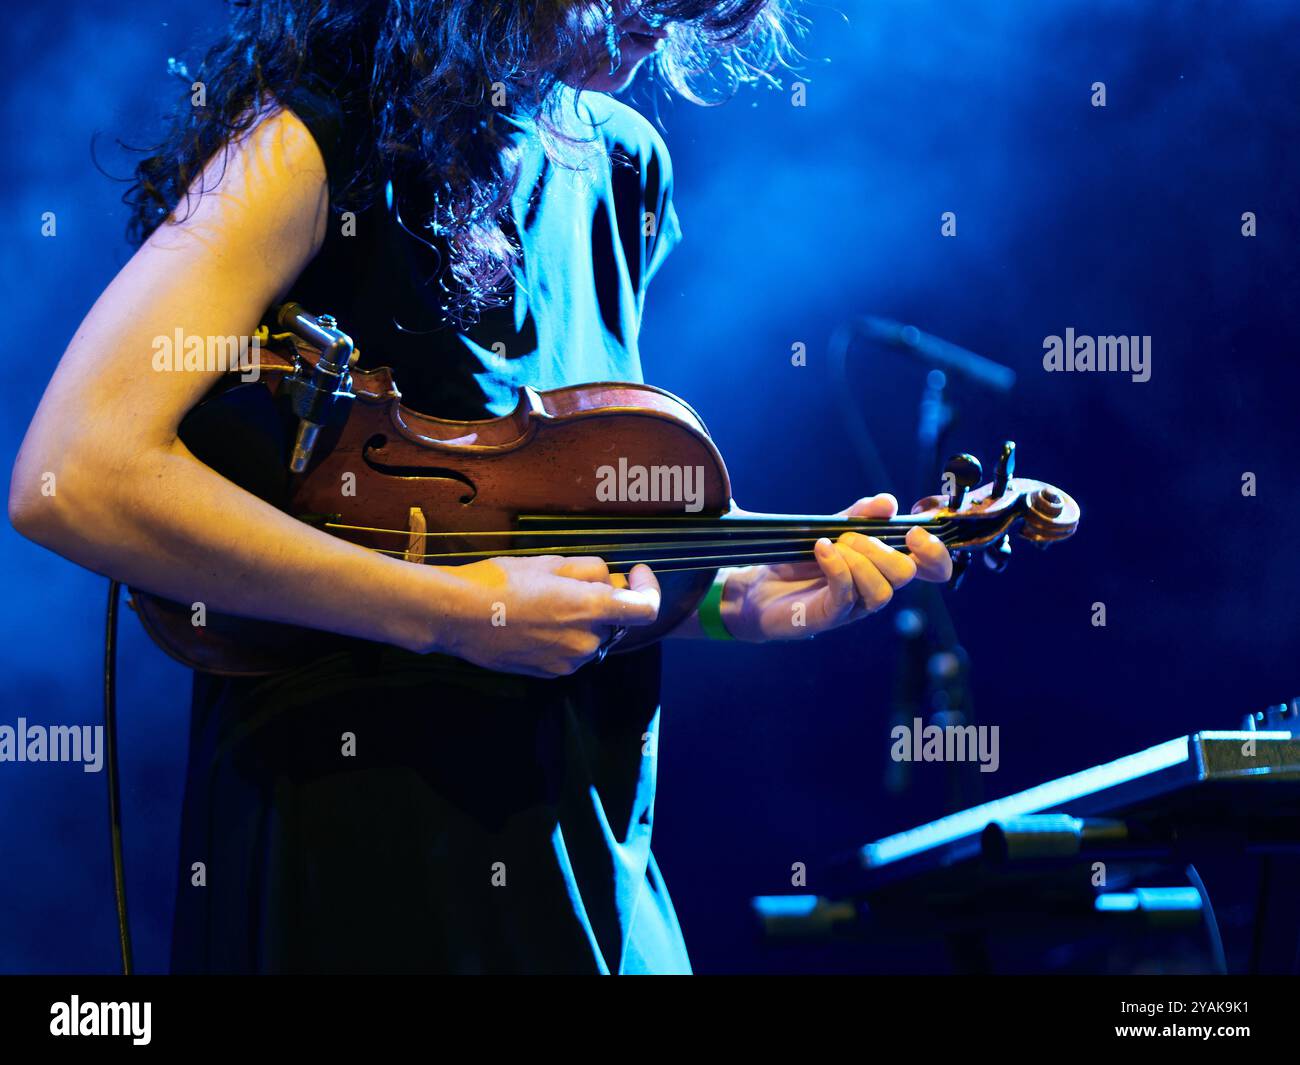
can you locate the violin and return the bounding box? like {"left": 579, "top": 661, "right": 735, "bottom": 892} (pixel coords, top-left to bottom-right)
{"left": 131, "top": 305, "right": 1080, "bottom": 675}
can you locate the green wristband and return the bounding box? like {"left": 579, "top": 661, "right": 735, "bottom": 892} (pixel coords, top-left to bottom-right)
{"left": 698, "top": 571, "right": 734, "bottom": 641}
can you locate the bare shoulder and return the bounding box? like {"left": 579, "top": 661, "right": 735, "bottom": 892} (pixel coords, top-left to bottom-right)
{"left": 147, "top": 100, "right": 330, "bottom": 268}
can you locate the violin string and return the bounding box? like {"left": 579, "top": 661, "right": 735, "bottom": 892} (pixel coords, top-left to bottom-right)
{"left": 366, "top": 547, "right": 936, "bottom": 570}
{"left": 368, "top": 551, "right": 835, "bottom": 572}
{"left": 358, "top": 526, "right": 968, "bottom": 566}
{"left": 321, "top": 518, "right": 960, "bottom": 540}
{"left": 365, "top": 547, "right": 843, "bottom": 573}
{"left": 374, "top": 537, "right": 911, "bottom": 562}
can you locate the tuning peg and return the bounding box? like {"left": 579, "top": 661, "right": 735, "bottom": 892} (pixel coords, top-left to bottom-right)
{"left": 993, "top": 440, "right": 1015, "bottom": 497}
{"left": 948, "top": 550, "right": 973, "bottom": 589}
{"left": 983, "top": 533, "right": 1012, "bottom": 573}
{"left": 942, "top": 453, "right": 983, "bottom": 511}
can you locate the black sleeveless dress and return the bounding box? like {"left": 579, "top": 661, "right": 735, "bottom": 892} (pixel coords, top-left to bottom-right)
{"left": 169, "top": 84, "right": 691, "bottom": 974}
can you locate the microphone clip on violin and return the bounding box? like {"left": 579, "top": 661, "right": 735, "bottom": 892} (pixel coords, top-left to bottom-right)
{"left": 131, "top": 302, "right": 1080, "bottom": 675}
{"left": 273, "top": 302, "right": 357, "bottom": 472}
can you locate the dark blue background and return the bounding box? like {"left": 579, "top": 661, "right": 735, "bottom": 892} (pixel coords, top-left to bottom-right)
{"left": 2, "top": 0, "right": 1297, "bottom": 973}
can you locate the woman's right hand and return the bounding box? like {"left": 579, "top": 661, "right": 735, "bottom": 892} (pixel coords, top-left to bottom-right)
{"left": 423, "top": 556, "right": 662, "bottom": 678}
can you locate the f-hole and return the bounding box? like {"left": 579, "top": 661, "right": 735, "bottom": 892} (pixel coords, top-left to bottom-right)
{"left": 361, "top": 434, "right": 478, "bottom": 504}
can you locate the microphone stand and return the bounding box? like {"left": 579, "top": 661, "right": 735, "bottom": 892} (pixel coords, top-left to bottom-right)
{"left": 829, "top": 321, "right": 1010, "bottom": 815}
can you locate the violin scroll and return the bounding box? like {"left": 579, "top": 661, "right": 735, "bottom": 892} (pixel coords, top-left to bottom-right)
{"left": 910, "top": 443, "right": 1080, "bottom": 587}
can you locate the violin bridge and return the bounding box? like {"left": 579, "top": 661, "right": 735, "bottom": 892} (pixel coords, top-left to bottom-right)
{"left": 405, "top": 507, "right": 427, "bottom": 564}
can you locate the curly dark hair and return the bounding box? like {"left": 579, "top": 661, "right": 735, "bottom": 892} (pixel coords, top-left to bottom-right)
{"left": 126, "top": 0, "right": 798, "bottom": 320}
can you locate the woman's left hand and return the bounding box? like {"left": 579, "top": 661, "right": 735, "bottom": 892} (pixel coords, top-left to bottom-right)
{"left": 718, "top": 494, "right": 953, "bottom": 642}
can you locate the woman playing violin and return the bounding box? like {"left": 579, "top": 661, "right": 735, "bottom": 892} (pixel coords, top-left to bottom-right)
{"left": 9, "top": 0, "right": 951, "bottom": 973}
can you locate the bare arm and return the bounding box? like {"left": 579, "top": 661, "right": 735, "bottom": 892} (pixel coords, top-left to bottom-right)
{"left": 8, "top": 106, "right": 658, "bottom": 677}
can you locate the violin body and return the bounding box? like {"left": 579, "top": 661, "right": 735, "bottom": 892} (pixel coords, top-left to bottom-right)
{"left": 133, "top": 326, "right": 1079, "bottom": 677}
{"left": 133, "top": 337, "right": 733, "bottom": 674}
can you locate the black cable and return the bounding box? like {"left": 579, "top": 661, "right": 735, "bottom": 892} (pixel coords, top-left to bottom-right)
{"left": 104, "top": 579, "right": 133, "bottom": 975}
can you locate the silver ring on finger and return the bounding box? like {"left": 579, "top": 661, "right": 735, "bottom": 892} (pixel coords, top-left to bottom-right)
{"left": 595, "top": 625, "right": 629, "bottom": 663}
